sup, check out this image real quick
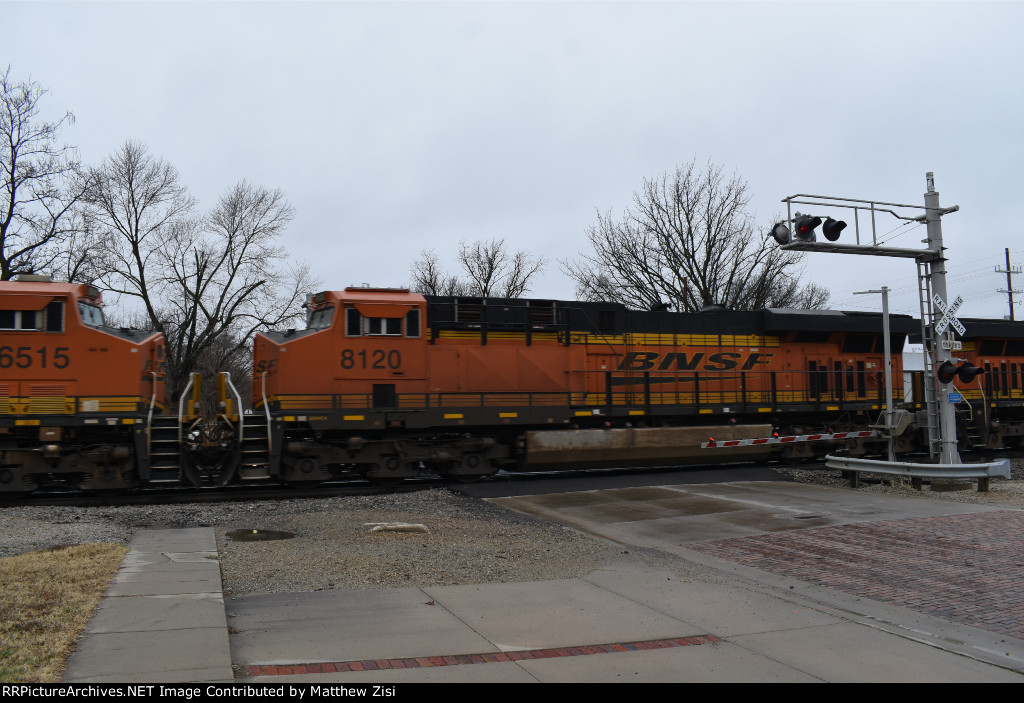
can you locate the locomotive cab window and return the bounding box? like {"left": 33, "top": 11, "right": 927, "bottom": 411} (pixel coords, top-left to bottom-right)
{"left": 308, "top": 306, "right": 335, "bottom": 330}
{"left": 0, "top": 310, "right": 42, "bottom": 330}
{"left": 0, "top": 301, "right": 64, "bottom": 332}
{"left": 405, "top": 309, "right": 420, "bottom": 337}
{"left": 366, "top": 317, "right": 402, "bottom": 336}
{"left": 346, "top": 308, "right": 362, "bottom": 336}
{"left": 78, "top": 301, "right": 105, "bottom": 328}
{"left": 45, "top": 301, "right": 64, "bottom": 332}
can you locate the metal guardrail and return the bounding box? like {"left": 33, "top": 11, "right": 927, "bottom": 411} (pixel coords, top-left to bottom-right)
{"left": 825, "top": 454, "right": 1011, "bottom": 492}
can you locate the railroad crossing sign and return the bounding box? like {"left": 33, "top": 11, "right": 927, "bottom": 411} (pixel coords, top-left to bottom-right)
{"left": 933, "top": 294, "right": 967, "bottom": 336}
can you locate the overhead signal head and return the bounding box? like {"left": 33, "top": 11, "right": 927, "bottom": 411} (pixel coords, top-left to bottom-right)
{"left": 792, "top": 215, "right": 822, "bottom": 242}
{"left": 770, "top": 222, "right": 791, "bottom": 245}
{"left": 822, "top": 217, "right": 847, "bottom": 242}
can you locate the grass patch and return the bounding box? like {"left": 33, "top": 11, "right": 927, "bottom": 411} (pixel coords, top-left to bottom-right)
{"left": 0, "top": 543, "right": 127, "bottom": 683}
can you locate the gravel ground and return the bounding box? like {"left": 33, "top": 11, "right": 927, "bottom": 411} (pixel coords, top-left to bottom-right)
{"left": 2, "top": 459, "right": 1023, "bottom": 596}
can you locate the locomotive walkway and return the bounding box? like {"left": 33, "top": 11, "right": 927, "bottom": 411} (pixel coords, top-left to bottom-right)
{"left": 63, "top": 483, "right": 1024, "bottom": 683}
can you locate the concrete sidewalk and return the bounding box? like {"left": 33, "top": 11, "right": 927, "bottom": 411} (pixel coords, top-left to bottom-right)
{"left": 64, "top": 527, "right": 1024, "bottom": 683}
{"left": 63, "top": 528, "right": 233, "bottom": 683}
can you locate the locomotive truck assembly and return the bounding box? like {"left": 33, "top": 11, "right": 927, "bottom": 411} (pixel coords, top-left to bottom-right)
{"left": 3, "top": 279, "right": 1024, "bottom": 494}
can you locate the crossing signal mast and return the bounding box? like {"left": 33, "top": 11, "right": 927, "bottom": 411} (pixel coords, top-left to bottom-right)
{"left": 772, "top": 173, "right": 1002, "bottom": 478}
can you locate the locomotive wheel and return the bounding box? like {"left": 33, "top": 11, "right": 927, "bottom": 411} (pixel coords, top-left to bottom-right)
{"left": 183, "top": 453, "right": 238, "bottom": 488}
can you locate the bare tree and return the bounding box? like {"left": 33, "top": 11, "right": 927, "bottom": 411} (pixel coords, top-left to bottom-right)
{"left": 158, "top": 181, "right": 314, "bottom": 402}
{"left": 85, "top": 140, "right": 196, "bottom": 325}
{"left": 0, "top": 67, "right": 90, "bottom": 280}
{"left": 564, "top": 160, "right": 829, "bottom": 311}
{"left": 410, "top": 239, "right": 545, "bottom": 298}
{"left": 409, "top": 248, "right": 469, "bottom": 296}
{"left": 86, "top": 142, "right": 316, "bottom": 401}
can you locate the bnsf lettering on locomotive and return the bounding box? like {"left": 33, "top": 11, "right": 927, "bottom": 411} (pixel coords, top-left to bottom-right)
{"left": 254, "top": 358, "right": 278, "bottom": 374}
{"left": 0, "top": 346, "right": 70, "bottom": 369}
{"left": 617, "top": 350, "right": 773, "bottom": 372}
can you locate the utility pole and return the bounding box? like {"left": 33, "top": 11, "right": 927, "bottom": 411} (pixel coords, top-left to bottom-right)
{"left": 854, "top": 286, "right": 895, "bottom": 462}
{"left": 995, "top": 248, "right": 1021, "bottom": 321}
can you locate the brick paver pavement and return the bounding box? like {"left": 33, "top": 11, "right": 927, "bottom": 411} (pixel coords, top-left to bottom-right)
{"left": 689, "top": 510, "right": 1024, "bottom": 640}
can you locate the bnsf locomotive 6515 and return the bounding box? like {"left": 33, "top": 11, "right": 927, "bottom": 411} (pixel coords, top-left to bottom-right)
{"left": 0, "top": 277, "right": 165, "bottom": 493}
{"left": 5, "top": 280, "right": 1024, "bottom": 493}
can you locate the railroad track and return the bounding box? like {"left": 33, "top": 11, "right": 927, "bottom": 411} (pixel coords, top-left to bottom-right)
{"left": 4, "top": 449, "right": 1021, "bottom": 507}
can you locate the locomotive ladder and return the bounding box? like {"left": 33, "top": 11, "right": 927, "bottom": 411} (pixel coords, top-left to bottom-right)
{"left": 916, "top": 259, "right": 941, "bottom": 458}
{"left": 148, "top": 415, "right": 184, "bottom": 481}
{"left": 220, "top": 372, "right": 271, "bottom": 479}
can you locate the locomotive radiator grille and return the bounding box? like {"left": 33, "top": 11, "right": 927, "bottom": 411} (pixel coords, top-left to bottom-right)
{"left": 28, "top": 385, "right": 69, "bottom": 414}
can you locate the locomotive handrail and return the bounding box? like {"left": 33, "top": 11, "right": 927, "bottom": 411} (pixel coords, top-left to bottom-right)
{"left": 221, "top": 372, "right": 245, "bottom": 446}
{"left": 178, "top": 374, "right": 195, "bottom": 446}
{"left": 261, "top": 370, "right": 272, "bottom": 456}
{"left": 146, "top": 371, "right": 158, "bottom": 458}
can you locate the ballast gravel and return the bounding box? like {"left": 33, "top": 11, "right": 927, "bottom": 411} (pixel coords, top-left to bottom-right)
{"left": 3, "top": 459, "right": 1023, "bottom": 596}
{"left": 0, "top": 488, "right": 633, "bottom": 595}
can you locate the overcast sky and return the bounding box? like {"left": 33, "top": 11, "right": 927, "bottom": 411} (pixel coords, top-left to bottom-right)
{"left": 8, "top": 1, "right": 1024, "bottom": 322}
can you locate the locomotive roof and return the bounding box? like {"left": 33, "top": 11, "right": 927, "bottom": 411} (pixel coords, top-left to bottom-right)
{"left": 0, "top": 280, "right": 98, "bottom": 297}
{"left": 422, "top": 295, "right": 919, "bottom": 336}
{"left": 956, "top": 318, "right": 1024, "bottom": 339}
{"left": 277, "top": 290, "right": 1024, "bottom": 339}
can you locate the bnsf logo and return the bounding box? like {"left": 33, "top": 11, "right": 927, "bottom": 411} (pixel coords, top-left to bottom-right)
{"left": 617, "top": 351, "right": 774, "bottom": 372}
{"left": 254, "top": 359, "right": 278, "bottom": 374}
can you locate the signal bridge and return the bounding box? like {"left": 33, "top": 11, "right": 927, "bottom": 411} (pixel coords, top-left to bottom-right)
{"left": 769, "top": 173, "right": 1008, "bottom": 488}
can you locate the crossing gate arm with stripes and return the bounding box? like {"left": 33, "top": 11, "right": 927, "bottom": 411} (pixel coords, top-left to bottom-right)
{"left": 701, "top": 430, "right": 880, "bottom": 449}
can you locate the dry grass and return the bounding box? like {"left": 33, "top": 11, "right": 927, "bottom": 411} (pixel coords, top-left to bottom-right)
{"left": 0, "top": 543, "right": 127, "bottom": 683}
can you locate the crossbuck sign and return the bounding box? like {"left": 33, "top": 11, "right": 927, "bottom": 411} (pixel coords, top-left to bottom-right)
{"left": 934, "top": 294, "right": 967, "bottom": 336}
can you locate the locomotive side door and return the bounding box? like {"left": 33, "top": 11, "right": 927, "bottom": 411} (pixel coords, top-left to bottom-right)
{"left": 806, "top": 358, "right": 836, "bottom": 404}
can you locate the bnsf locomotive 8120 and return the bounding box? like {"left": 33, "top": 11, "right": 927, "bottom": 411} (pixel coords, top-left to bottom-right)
{"left": 247, "top": 288, "right": 930, "bottom": 485}
{"left": 4, "top": 280, "right": 1024, "bottom": 493}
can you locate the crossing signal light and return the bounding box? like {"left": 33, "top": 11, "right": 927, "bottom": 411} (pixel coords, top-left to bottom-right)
{"left": 771, "top": 222, "right": 791, "bottom": 245}
{"left": 822, "top": 217, "right": 847, "bottom": 242}
{"left": 937, "top": 360, "right": 985, "bottom": 384}
{"left": 772, "top": 215, "right": 847, "bottom": 245}
{"left": 957, "top": 362, "right": 984, "bottom": 383}
{"left": 793, "top": 215, "right": 822, "bottom": 242}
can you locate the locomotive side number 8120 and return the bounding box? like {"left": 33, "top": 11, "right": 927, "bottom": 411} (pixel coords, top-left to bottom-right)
{"left": 0, "top": 346, "right": 70, "bottom": 369}
{"left": 340, "top": 349, "right": 402, "bottom": 370}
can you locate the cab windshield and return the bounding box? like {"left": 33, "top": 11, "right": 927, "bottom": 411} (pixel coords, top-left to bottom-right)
{"left": 78, "top": 301, "right": 105, "bottom": 327}
{"left": 307, "top": 306, "right": 334, "bottom": 330}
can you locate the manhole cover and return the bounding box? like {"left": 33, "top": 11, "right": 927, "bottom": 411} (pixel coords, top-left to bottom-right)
{"left": 226, "top": 529, "right": 295, "bottom": 542}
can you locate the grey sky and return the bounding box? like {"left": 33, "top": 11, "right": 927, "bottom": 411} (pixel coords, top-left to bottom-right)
{"left": 8, "top": 1, "right": 1023, "bottom": 320}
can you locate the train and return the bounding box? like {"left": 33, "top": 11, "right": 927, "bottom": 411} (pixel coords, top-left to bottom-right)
{"left": 3, "top": 278, "right": 1024, "bottom": 493}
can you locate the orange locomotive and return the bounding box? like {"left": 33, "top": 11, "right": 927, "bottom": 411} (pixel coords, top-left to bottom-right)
{"left": 250, "top": 288, "right": 921, "bottom": 485}
{"left": 0, "top": 277, "right": 165, "bottom": 493}
{"left": 944, "top": 318, "right": 1024, "bottom": 449}
{"left": 6, "top": 280, "right": 1021, "bottom": 493}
